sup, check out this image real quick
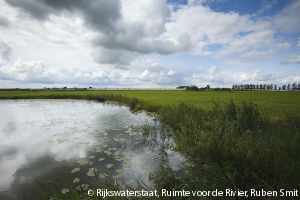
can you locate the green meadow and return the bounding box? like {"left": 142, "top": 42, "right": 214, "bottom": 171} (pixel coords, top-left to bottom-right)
{"left": 0, "top": 89, "right": 299, "bottom": 119}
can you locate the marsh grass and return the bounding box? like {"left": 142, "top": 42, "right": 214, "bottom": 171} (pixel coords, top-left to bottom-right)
{"left": 157, "top": 100, "right": 300, "bottom": 192}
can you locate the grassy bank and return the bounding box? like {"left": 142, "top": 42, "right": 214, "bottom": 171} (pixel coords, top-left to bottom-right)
{"left": 0, "top": 90, "right": 300, "bottom": 119}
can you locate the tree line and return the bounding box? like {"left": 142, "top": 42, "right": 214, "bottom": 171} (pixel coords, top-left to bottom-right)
{"left": 232, "top": 83, "right": 300, "bottom": 91}
{"left": 177, "top": 85, "right": 231, "bottom": 91}
{"left": 177, "top": 82, "right": 300, "bottom": 91}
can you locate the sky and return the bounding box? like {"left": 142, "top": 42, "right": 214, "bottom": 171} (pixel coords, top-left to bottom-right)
{"left": 0, "top": 0, "right": 299, "bottom": 88}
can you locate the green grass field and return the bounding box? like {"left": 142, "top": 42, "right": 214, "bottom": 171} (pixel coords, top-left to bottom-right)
{"left": 0, "top": 90, "right": 299, "bottom": 119}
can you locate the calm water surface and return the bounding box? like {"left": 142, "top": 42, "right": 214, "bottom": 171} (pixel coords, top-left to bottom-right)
{"left": 0, "top": 99, "right": 182, "bottom": 199}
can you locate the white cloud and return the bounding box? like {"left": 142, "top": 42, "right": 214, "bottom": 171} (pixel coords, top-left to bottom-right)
{"left": 274, "top": 0, "right": 300, "bottom": 33}
{"left": 257, "top": 0, "right": 277, "bottom": 14}
{"left": 189, "top": 67, "right": 300, "bottom": 87}
{"left": 163, "top": 2, "right": 288, "bottom": 66}
{"left": 0, "top": 57, "right": 299, "bottom": 88}
{"left": 1, "top": 0, "right": 295, "bottom": 68}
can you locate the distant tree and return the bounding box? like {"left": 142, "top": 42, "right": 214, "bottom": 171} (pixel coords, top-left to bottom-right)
{"left": 186, "top": 85, "right": 199, "bottom": 90}
{"left": 283, "top": 85, "right": 286, "bottom": 90}
{"left": 263, "top": 84, "right": 266, "bottom": 90}
{"left": 206, "top": 84, "right": 210, "bottom": 90}
{"left": 177, "top": 86, "right": 187, "bottom": 89}
{"left": 274, "top": 85, "right": 277, "bottom": 90}
{"left": 241, "top": 84, "right": 244, "bottom": 90}
{"left": 260, "top": 84, "right": 263, "bottom": 90}
{"left": 292, "top": 82, "right": 297, "bottom": 90}
{"left": 287, "top": 84, "right": 291, "bottom": 90}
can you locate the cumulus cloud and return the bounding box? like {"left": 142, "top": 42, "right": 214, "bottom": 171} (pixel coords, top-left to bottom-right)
{"left": 5, "top": 0, "right": 184, "bottom": 65}
{"left": 163, "top": 2, "right": 289, "bottom": 66}
{"left": 0, "top": 58, "right": 178, "bottom": 87}
{"left": 189, "top": 66, "right": 300, "bottom": 87}
{"left": 0, "top": 57, "right": 299, "bottom": 88}
{"left": 0, "top": 59, "right": 62, "bottom": 83}
{"left": 4, "top": 0, "right": 294, "bottom": 68}
{"left": 5, "top": 0, "right": 120, "bottom": 31}
{"left": 280, "top": 55, "right": 300, "bottom": 65}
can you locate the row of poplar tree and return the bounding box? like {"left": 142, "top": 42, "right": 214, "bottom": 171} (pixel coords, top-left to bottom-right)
{"left": 232, "top": 83, "right": 300, "bottom": 90}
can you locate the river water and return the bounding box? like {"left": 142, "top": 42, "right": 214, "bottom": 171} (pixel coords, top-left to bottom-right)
{"left": 0, "top": 99, "right": 183, "bottom": 199}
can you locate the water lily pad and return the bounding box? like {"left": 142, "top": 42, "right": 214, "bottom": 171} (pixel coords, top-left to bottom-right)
{"left": 95, "top": 147, "right": 102, "bottom": 153}
{"left": 98, "top": 158, "right": 105, "bottom": 162}
{"left": 115, "top": 169, "right": 123, "bottom": 173}
{"left": 113, "top": 151, "right": 120, "bottom": 156}
{"left": 73, "top": 178, "right": 80, "bottom": 183}
{"left": 77, "top": 141, "right": 90, "bottom": 145}
{"left": 61, "top": 188, "right": 70, "bottom": 195}
{"left": 104, "top": 151, "right": 112, "bottom": 155}
{"left": 89, "top": 156, "right": 95, "bottom": 159}
{"left": 71, "top": 167, "right": 80, "bottom": 174}
{"left": 106, "top": 164, "right": 114, "bottom": 169}
{"left": 77, "top": 159, "right": 89, "bottom": 165}
{"left": 113, "top": 174, "right": 122, "bottom": 179}
{"left": 56, "top": 139, "right": 67, "bottom": 144}
{"left": 124, "top": 161, "right": 132, "bottom": 168}
{"left": 99, "top": 173, "right": 108, "bottom": 179}
{"left": 87, "top": 168, "right": 97, "bottom": 176}
{"left": 76, "top": 184, "right": 89, "bottom": 191}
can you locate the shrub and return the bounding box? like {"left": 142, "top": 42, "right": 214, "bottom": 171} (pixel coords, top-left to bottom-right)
{"left": 95, "top": 95, "right": 107, "bottom": 102}
{"left": 128, "top": 97, "right": 139, "bottom": 110}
